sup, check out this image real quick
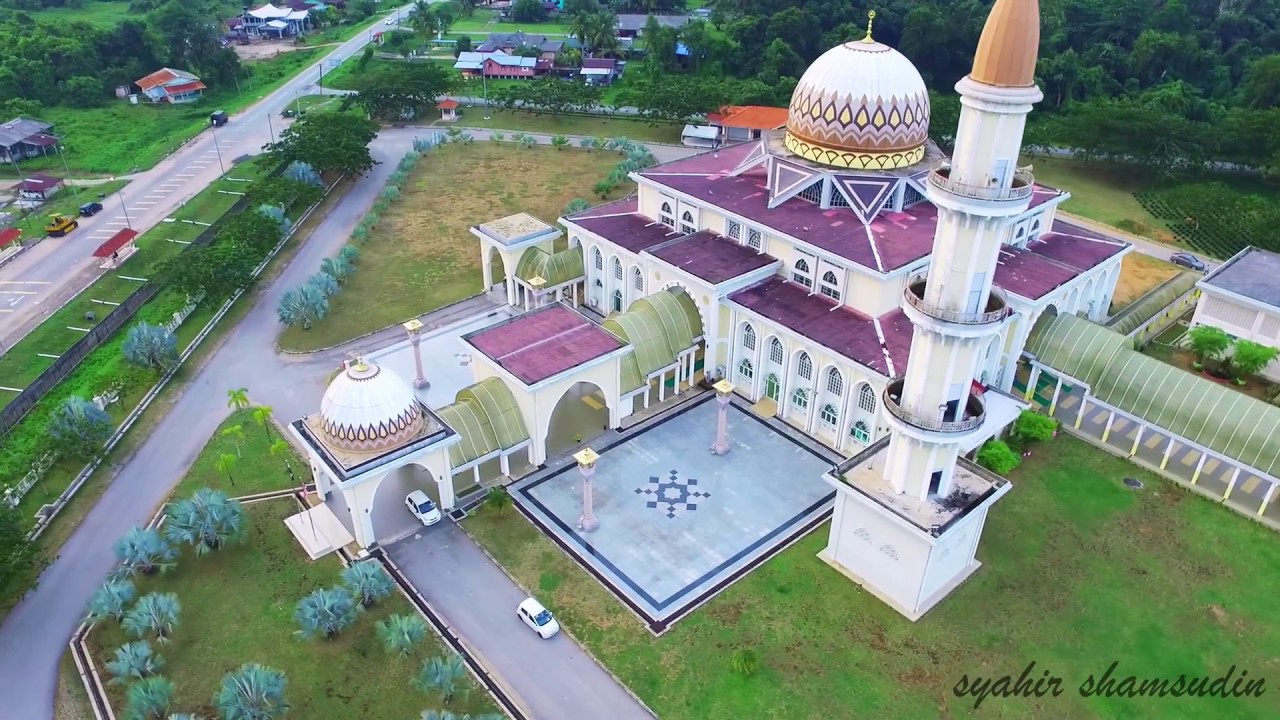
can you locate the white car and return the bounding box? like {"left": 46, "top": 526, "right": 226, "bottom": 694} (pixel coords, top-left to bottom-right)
{"left": 517, "top": 597, "right": 560, "bottom": 639}
{"left": 384, "top": 17, "right": 396, "bottom": 25}
{"left": 405, "top": 490, "right": 442, "bottom": 526}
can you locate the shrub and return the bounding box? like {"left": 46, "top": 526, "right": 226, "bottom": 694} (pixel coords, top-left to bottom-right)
{"left": 490, "top": 131, "right": 505, "bottom": 143}
{"left": 377, "top": 613, "right": 428, "bottom": 657}
{"left": 216, "top": 664, "right": 289, "bottom": 720}
{"left": 1187, "top": 325, "right": 1231, "bottom": 367}
{"left": 122, "top": 592, "right": 181, "bottom": 644}
{"left": 295, "top": 587, "right": 360, "bottom": 639}
{"left": 122, "top": 322, "right": 179, "bottom": 372}
{"left": 729, "top": 648, "right": 760, "bottom": 676}
{"left": 114, "top": 526, "right": 178, "bottom": 577}
{"left": 284, "top": 161, "right": 323, "bottom": 187}
{"left": 338, "top": 244, "right": 360, "bottom": 264}
{"left": 164, "top": 488, "right": 248, "bottom": 556}
{"left": 1009, "top": 410, "right": 1057, "bottom": 448}
{"left": 484, "top": 486, "right": 512, "bottom": 516}
{"left": 49, "top": 396, "right": 112, "bottom": 460}
{"left": 124, "top": 675, "right": 173, "bottom": 719}
{"left": 976, "top": 440, "right": 1021, "bottom": 474}
{"left": 105, "top": 640, "right": 165, "bottom": 685}
{"left": 321, "top": 255, "right": 354, "bottom": 283}
{"left": 1227, "top": 339, "right": 1279, "bottom": 382}
{"left": 341, "top": 561, "right": 395, "bottom": 607}
{"left": 381, "top": 185, "right": 401, "bottom": 201}
{"left": 84, "top": 578, "right": 136, "bottom": 626}
{"left": 307, "top": 272, "right": 340, "bottom": 297}
{"left": 562, "top": 198, "right": 590, "bottom": 216}
{"left": 256, "top": 204, "right": 292, "bottom": 233}
{"left": 277, "top": 283, "right": 330, "bottom": 329}
{"left": 414, "top": 654, "right": 468, "bottom": 704}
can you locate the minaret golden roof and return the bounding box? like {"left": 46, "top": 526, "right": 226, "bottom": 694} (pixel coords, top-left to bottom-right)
{"left": 970, "top": 0, "right": 1041, "bottom": 88}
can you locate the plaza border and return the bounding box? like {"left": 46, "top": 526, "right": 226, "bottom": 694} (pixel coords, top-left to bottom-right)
{"left": 27, "top": 177, "right": 343, "bottom": 542}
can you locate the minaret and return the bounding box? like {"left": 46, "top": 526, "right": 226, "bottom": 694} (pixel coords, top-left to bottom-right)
{"left": 818, "top": 0, "right": 1039, "bottom": 621}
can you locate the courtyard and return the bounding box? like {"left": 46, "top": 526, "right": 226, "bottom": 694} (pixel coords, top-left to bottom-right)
{"left": 513, "top": 393, "right": 839, "bottom": 631}
{"left": 277, "top": 143, "right": 634, "bottom": 352}
{"left": 466, "top": 433, "right": 1280, "bottom": 719}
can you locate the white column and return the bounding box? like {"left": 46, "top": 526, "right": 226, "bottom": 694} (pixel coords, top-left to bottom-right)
{"left": 658, "top": 370, "right": 667, "bottom": 402}
{"left": 1191, "top": 453, "right": 1207, "bottom": 484}
{"left": 1048, "top": 375, "right": 1063, "bottom": 415}
{"left": 1129, "top": 424, "right": 1144, "bottom": 456}
{"left": 1160, "top": 436, "right": 1177, "bottom": 469}
{"left": 1024, "top": 365, "right": 1041, "bottom": 402}
{"left": 673, "top": 356, "right": 683, "bottom": 396}
{"left": 1223, "top": 467, "right": 1242, "bottom": 501}
{"left": 1075, "top": 393, "right": 1089, "bottom": 429}
{"left": 499, "top": 452, "right": 510, "bottom": 477}
{"left": 1258, "top": 482, "right": 1278, "bottom": 517}
{"left": 1101, "top": 410, "right": 1116, "bottom": 442}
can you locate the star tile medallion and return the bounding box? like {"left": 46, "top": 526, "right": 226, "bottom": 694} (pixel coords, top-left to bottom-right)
{"left": 634, "top": 470, "right": 710, "bottom": 519}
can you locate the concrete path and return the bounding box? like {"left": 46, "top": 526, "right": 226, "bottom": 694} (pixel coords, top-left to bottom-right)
{"left": 388, "top": 525, "right": 654, "bottom": 720}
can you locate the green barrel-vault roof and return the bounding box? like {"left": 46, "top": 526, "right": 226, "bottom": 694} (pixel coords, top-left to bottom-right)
{"left": 435, "top": 377, "right": 529, "bottom": 467}
{"left": 515, "top": 246, "right": 584, "bottom": 287}
{"left": 603, "top": 288, "right": 704, "bottom": 393}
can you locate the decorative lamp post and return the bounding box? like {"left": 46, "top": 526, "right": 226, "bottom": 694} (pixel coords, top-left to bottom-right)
{"left": 710, "top": 379, "right": 734, "bottom": 455}
{"left": 528, "top": 275, "right": 546, "bottom": 310}
{"left": 574, "top": 447, "right": 600, "bottom": 532}
{"left": 402, "top": 318, "right": 429, "bottom": 389}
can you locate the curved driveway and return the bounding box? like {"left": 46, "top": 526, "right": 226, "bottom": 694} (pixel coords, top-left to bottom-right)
{"left": 0, "top": 129, "right": 693, "bottom": 720}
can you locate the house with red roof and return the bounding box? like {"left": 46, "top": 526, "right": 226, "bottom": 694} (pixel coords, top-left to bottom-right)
{"left": 135, "top": 68, "right": 206, "bottom": 104}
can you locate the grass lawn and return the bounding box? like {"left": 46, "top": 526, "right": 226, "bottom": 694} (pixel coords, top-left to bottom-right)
{"left": 452, "top": 11, "right": 574, "bottom": 35}
{"left": 442, "top": 108, "right": 682, "bottom": 144}
{"left": 464, "top": 434, "right": 1280, "bottom": 720}
{"left": 1022, "top": 156, "right": 1175, "bottom": 243}
{"left": 1110, "top": 253, "right": 1181, "bottom": 312}
{"left": 277, "top": 142, "right": 632, "bottom": 351}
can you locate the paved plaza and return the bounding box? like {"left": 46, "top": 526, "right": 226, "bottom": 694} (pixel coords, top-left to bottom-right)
{"left": 512, "top": 393, "right": 838, "bottom": 632}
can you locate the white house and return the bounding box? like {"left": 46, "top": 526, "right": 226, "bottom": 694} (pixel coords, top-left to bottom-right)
{"left": 1190, "top": 246, "right": 1280, "bottom": 381}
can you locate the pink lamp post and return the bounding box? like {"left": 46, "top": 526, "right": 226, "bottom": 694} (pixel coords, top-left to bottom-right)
{"left": 574, "top": 447, "right": 600, "bottom": 532}
{"left": 402, "top": 318, "right": 430, "bottom": 390}
{"left": 710, "top": 379, "right": 734, "bottom": 455}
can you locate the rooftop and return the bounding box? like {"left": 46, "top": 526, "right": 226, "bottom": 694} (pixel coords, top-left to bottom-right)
{"left": 566, "top": 197, "right": 682, "bottom": 254}
{"left": 15, "top": 173, "right": 61, "bottom": 192}
{"left": 1200, "top": 246, "right": 1280, "bottom": 308}
{"left": 616, "top": 13, "right": 691, "bottom": 31}
{"left": 465, "top": 304, "right": 628, "bottom": 386}
{"left": 646, "top": 230, "right": 778, "bottom": 285}
{"left": 93, "top": 229, "right": 138, "bottom": 258}
{"left": 0, "top": 117, "right": 53, "bottom": 147}
{"left": 711, "top": 105, "right": 790, "bottom": 130}
{"left": 474, "top": 212, "right": 560, "bottom": 247}
{"left": 0, "top": 227, "right": 21, "bottom": 249}
{"left": 136, "top": 67, "right": 202, "bottom": 91}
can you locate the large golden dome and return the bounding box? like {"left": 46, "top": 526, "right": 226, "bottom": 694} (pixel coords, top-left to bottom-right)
{"left": 784, "top": 36, "right": 931, "bottom": 170}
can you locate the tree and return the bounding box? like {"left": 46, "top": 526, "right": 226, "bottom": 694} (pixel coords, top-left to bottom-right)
{"left": 341, "top": 560, "right": 395, "bottom": 606}
{"left": 1242, "top": 54, "right": 1280, "bottom": 109}
{"left": 0, "top": 501, "right": 34, "bottom": 598}
{"left": 484, "top": 486, "right": 512, "bottom": 516}
{"left": 105, "top": 641, "right": 165, "bottom": 685}
{"left": 414, "top": 654, "right": 468, "bottom": 704}
{"left": 1227, "top": 339, "right": 1279, "bottom": 383}
{"left": 157, "top": 241, "right": 259, "bottom": 302}
{"left": 49, "top": 396, "right": 112, "bottom": 460}
{"left": 511, "top": 0, "right": 545, "bottom": 23}
{"left": 377, "top": 613, "right": 428, "bottom": 657}
{"left": 308, "top": 272, "right": 340, "bottom": 298}
{"left": 164, "top": 488, "right": 247, "bottom": 556}
{"left": 354, "top": 63, "right": 456, "bottom": 122}
{"left": 266, "top": 113, "right": 380, "bottom": 177}
{"left": 252, "top": 406, "right": 274, "bottom": 443}
{"left": 216, "top": 664, "right": 290, "bottom": 720}
{"left": 320, "top": 255, "right": 353, "bottom": 283}
{"left": 1187, "top": 325, "right": 1232, "bottom": 368}
{"left": 277, "top": 283, "right": 330, "bottom": 330}
{"left": 976, "top": 440, "right": 1020, "bottom": 474}
{"left": 124, "top": 675, "right": 174, "bottom": 720}
{"left": 122, "top": 592, "right": 181, "bottom": 644}
{"left": 294, "top": 587, "right": 360, "bottom": 640}
{"left": 252, "top": 176, "right": 321, "bottom": 211}
{"left": 227, "top": 388, "right": 250, "bottom": 411}
{"left": 114, "top": 526, "right": 178, "bottom": 577}
{"left": 216, "top": 453, "right": 238, "bottom": 488}
{"left": 618, "top": 75, "right": 729, "bottom": 123}
{"left": 84, "top": 579, "right": 137, "bottom": 627}
{"left": 123, "top": 322, "right": 179, "bottom": 372}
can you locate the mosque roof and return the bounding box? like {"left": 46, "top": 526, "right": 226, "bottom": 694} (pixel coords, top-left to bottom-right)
{"left": 646, "top": 230, "right": 779, "bottom": 285}
{"left": 318, "top": 360, "right": 428, "bottom": 454}
{"left": 465, "top": 304, "right": 628, "bottom": 386}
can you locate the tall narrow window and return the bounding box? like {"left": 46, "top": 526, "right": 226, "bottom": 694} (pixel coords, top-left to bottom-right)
{"left": 1029, "top": 218, "right": 1041, "bottom": 242}
{"left": 793, "top": 259, "right": 813, "bottom": 289}
{"left": 660, "top": 201, "right": 674, "bottom": 228}
{"left": 819, "top": 270, "right": 840, "bottom": 301}
{"left": 928, "top": 470, "right": 943, "bottom": 496}
{"left": 797, "top": 352, "right": 813, "bottom": 380}
{"left": 632, "top": 267, "right": 644, "bottom": 293}
{"left": 592, "top": 247, "right": 603, "bottom": 271}
{"left": 743, "top": 324, "right": 756, "bottom": 351}
{"left": 858, "top": 384, "right": 876, "bottom": 414}
{"left": 769, "top": 338, "right": 783, "bottom": 364}
{"left": 681, "top": 210, "right": 696, "bottom": 235}
{"left": 826, "top": 367, "right": 843, "bottom": 396}
{"left": 612, "top": 257, "right": 623, "bottom": 281}
{"left": 747, "top": 228, "right": 762, "bottom": 250}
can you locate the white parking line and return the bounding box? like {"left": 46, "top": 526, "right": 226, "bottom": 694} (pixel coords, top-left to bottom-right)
{"left": 135, "top": 201, "right": 156, "bottom": 206}
{"left": 159, "top": 183, "right": 182, "bottom": 188}
{"left": 175, "top": 174, "right": 194, "bottom": 179}
{"left": 0, "top": 280, "right": 50, "bottom": 285}
{"left": 144, "top": 194, "right": 166, "bottom": 199}
{"left": 0, "top": 290, "right": 37, "bottom": 295}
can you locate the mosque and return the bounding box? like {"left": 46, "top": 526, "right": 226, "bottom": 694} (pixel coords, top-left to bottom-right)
{"left": 292, "top": 0, "right": 1130, "bottom": 620}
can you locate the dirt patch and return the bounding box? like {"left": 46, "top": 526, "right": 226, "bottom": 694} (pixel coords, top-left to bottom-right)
{"left": 234, "top": 41, "right": 315, "bottom": 61}
{"left": 1207, "top": 604, "right": 1229, "bottom": 625}
{"left": 1111, "top": 253, "right": 1181, "bottom": 311}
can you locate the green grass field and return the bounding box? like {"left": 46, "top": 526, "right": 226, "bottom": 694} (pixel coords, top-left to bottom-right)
{"left": 464, "top": 434, "right": 1280, "bottom": 720}
{"left": 451, "top": 10, "right": 574, "bottom": 35}
{"left": 443, "top": 108, "right": 681, "bottom": 143}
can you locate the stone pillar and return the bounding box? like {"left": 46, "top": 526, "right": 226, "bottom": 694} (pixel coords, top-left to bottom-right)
{"left": 403, "top": 319, "right": 429, "bottom": 389}
{"left": 710, "top": 380, "right": 734, "bottom": 455}
{"left": 574, "top": 448, "right": 600, "bottom": 532}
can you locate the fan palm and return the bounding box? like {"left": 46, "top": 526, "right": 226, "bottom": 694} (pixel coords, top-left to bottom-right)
{"left": 562, "top": 198, "right": 590, "bottom": 215}
{"left": 164, "top": 488, "right": 247, "bottom": 556}
{"left": 125, "top": 676, "right": 174, "bottom": 720}
{"left": 338, "top": 244, "right": 359, "bottom": 264}
{"left": 122, "top": 592, "right": 181, "bottom": 644}
{"left": 377, "top": 613, "right": 428, "bottom": 657}
{"left": 114, "top": 527, "right": 177, "bottom": 577}
{"left": 341, "top": 561, "right": 395, "bottom": 607}
{"left": 414, "top": 654, "right": 469, "bottom": 704}
{"left": 295, "top": 587, "right": 360, "bottom": 639}
{"left": 122, "top": 322, "right": 179, "bottom": 372}
{"left": 216, "top": 663, "right": 290, "bottom": 720}
{"left": 307, "top": 272, "right": 340, "bottom": 297}
{"left": 483, "top": 487, "right": 512, "bottom": 516}
{"left": 84, "top": 578, "right": 137, "bottom": 626}
{"left": 320, "top": 256, "right": 353, "bottom": 283}
{"left": 105, "top": 640, "right": 165, "bottom": 685}
{"left": 277, "top": 283, "right": 329, "bottom": 330}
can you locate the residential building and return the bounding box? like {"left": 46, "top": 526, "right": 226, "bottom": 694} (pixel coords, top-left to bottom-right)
{"left": 241, "top": 3, "right": 310, "bottom": 37}
{"left": 475, "top": 32, "right": 566, "bottom": 61}
{"left": 579, "top": 57, "right": 620, "bottom": 85}
{"left": 15, "top": 173, "right": 62, "bottom": 201}
{"left": 0, "top": 118, "right": 58, "bottom": 164}
{"left": 135, "top": 68, "right": 206, "bottom": 104}
{"left": 707, "top": 105, "right": 790, "bottom": 144}
{"left": 1191, "top": 246, "right": 1280, "bottom": 381}
{"left": 453, "top": 52, "right": 548, "bottom": 79}
{"left": 616, "top": 14, "right": 691, "bottom": 38}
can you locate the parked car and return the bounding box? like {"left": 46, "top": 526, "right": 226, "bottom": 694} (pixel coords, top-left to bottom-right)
{"left": 78, "top": 201, "right": 103, "bottom": 217}
{"left": 210, "top": 110, "right": 229, "bottom": 127}
{"left": 404, "top": 490, "right": 442, "bottom": 526}
{"left": 1170, "top": 252, "right": 1207, "bottom": 271}
{"left": 517, "top": 597, "right": 560, "bottom": 639}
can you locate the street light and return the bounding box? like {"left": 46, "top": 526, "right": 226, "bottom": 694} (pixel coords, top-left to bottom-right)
{"left": 112, "top": 178, "right": 133, "bottom": 229}
{"left": 211, "top": 124, "right": 227, "bottom": 174}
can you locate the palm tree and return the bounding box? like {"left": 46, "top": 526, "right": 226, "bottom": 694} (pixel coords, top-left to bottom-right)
{"left": 550, "top": 134, "right": 569, "bottom": 150}
{"left": 221, "top": 424, "right": 246, "bottom": 458}
{"left": 295, "top": 587, "right": 360, "bottom": 640}
{"left": 320, "top": 256, "right": 353, "bottom": 283}
{"left": 114, "top": 526, "right": 178, "bottom": 577}
{"left": 277, "top": 283, "right": 329, "bottom": 330}
{"left": 409, "top": 0, "right": 434, "bottom": 36}
{"left": 562, "top": 198, "right": 591, "bottom": 215}
{"left": 227, "top": 388, "right": 250, "bottom": 411}
{"left": 252, "top": 406, "right": 274, "bottom": 443}
{"left": 84, "top": 578, "right": 137, "bottom": 626}
{"left": 269, "top": 439, "right": 297, "bottom": 485}
{"left": 164, "top": 488, "right": 248, "bottom": 556}
{"left": 216, "top": 663, "right": 290, "bottom": 720}
{"left": 122, "top": 593, "right": 181, "bottom": 645}
{"left": 414, "top": 654, "right": 469, "bottom": 704}
{"left": 377, "top": 613, "right": 428, "bottom": 657}
{"left": 569, "top": 11, "right": 593, "bottom": 49}
{"left": 123, "top": 322, "right": 179, "bottom": 372}
{"left": 125, "top": 676, "right": 174, "bottom": 720}
{"left": 338, "top": 245, "right": 359, "bottom": 265}
{"left": 105, "top": 640, "right": 165, "bottom": 685}
{"left": 483, "top": 487, "right": 512, "bottom": 516}
{"left": 215, "top": 453, "right": 238, "bottom": 488}
{"left": 341, "top": 561, "right": 395, "bottom": 606}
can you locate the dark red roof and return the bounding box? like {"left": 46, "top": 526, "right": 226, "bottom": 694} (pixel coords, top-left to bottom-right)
{"left": 465, "top": 304, "right": 626, "bottom": 385}
{"left": 567, "top": 197, "right": 681, "bottom": 254}
{"left": 23, "top": 133, "right": 58, "bottom": 147}
{"left": 729, "top": 276, "right": 912, "bottom": 376}
{"left": 16, "top": 173, "right": 61, "bottom": 192}
{"left": 436, "top": 99, "right": 460, "bottom": 109}
{"left": 647, "top": 230, "right": 777, "bottom": 284}
{"left": 0, "top": 227, "right": 21, "bottom": 249}
{"left": 1031, "top": 221, "right": 1126, "bottom": 270}
{"left": 1029, "top": 185, "right": 1062, "bottom": 209}
{"left": 581, "top": 58, "right": 616, "bottom": 69}
{"left": 93, "top": 229, "right": 138, "bottom": 258}
{"left": 164, "top": 80, "right": 206, "bottom": 96}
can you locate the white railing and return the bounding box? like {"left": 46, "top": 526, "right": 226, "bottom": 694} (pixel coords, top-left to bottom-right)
{"left": 929, "top": 164, "right": 1035, "bottom": 202}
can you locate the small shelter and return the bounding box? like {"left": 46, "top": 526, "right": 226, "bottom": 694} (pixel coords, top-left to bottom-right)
{"left": 436, "top": 98, "right": 460, "bottom": 122}
{"left": 0, "top": 227, "right": 21, "bottom": 252}
{"left": 579, "top": 58, "right": 619, "bottom": 85}
{"left": 93, "top": 228, "right": 139, "bottom": 268}
{"left": 15, "top": 173, "right": 63, "bottom": 200}
{"left": 680, "top": 124, "right": 719, "bottom": 148}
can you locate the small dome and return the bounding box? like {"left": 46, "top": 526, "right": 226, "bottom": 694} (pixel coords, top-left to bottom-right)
{"left": 783, "top": 38, "right": 931, "bottom": 170}
{"left": 320, "top": 360, "right": 425, "bottom": 453}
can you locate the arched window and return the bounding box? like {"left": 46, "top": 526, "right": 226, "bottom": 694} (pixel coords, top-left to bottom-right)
{"left": 742, "top": 324, "right": 756, "bottom": 351}
{"left": 791, "top": 387, "right": 809, "bottom": 410}
{"left": 632, "top": 266, "right": 644, "bottom": 292}
{"left": 819, "top": 270, "right": 840, "bottom": 301}
{"left": 592, "top": 247, "right": 603, "bottom": 271}
{"left": 612, "top": 257, "right": 623, "bottom": 281}
{"left": 737, "top": 358, "right": 754, "bottom": 381}
{"left": 819, "top": 403, "right": 838, "bottom": 428}
{"left": 797, "top": 353, "right": 812, "bottom": 380}
{"left": 879, "top": 544, "right": 899, "bottom": 561}
{"left": 680, "top": 210, "right": 696, "bottom": 235}
{"left": 612, "top": 289, "right": 623, "bottom": 312}
{"left": 858, "top": 383, "right": 876, "bottom": 414}
{"left": 826, "top": 367, "right": 843, "bottom": 396}
{"left": 660, "top": 201, "right": 674, "bottom": 228}
{"left": 727, "top": 220, "right": 741, "bottom": 241}
{"left": 792, "top": 259, "right": 813, "bottom": 288}
{"left": 769, "top": 338, "right": 783, "bottom": 364}
{"left": 1029, "top": 218, "right": 1041, "bottom": 242}
{"left": 851, "top": 420, "right": 871, "bottom": 444}
{"left": 747, "top": 228, "right": 762, "bottom": 250}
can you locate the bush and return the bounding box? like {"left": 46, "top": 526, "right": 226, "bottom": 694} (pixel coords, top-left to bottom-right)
{"left": 122, "top": 322, "right": 178, "bottom": 373}
{"left": 284, "top": 161, "right": 324, "bottom": 187}
{"left": 562, "top": 198, "right": 590, "bottom": 216}
{"left": 729, "top": 649, "right": 759, "bottom": 676}
{"left": 49, "top": 396, "right": 112, "bottom": 460}
{"left": 1009, "top": 410, "right": 1056, "bottom": 448}
{"left": 976, "top": 440, "right": 1021, "bottom": 474}
{"left": 308, "top": 272, "right": 340, "bottom": 297}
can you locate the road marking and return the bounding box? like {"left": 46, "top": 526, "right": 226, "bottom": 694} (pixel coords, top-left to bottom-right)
{"left": 135, "top": 201, "right": 156, "bottom": 206}
{"left": 67, "top": 325, "right": 91, "bottom": 332}
{"left": 0, "top": 290, "right": 37, "bottom": 295}
{"left": 0, "top": 310, "right": 11, "bottom": 314}
{"left": 0, "top": 280, "right": 49, "bottom": 284}
{"left": 37, "top": 353, "right": 59, "bottom": 359}
{"left": 0, "top": 384, "right": 23, "bottom": 390}
{"left": 118, "top": 275, "right": 147, "bottom": 282}
{"left": 144, "top": 194, "right": 166, "bottom": 199}
{"left": 159, "top": 183, "right": 182, "bottom": 188}
{"left": 175, "top": 174, "right": 194, "bottom": 179}
{"left": 91, "top": 299, "right": 121, "bottom": 306}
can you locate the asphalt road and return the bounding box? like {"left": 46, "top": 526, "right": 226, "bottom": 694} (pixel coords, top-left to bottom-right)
{"left": 0, "top": 128, "right": 685, "bottom": 720}
{"left": 0, "top": 5, "right": 417, "bottom": 348}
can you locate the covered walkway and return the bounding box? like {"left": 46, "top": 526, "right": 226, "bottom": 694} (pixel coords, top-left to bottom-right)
{"left": 1022, "top": 312, "right": 1280, "bottom": 528}
{"left": 436, "top": 377, "right": 531, "bottom": 488}
{"left": 514, "top": 245, "right": 585, "bottom": 310}
{"left": 603, "top": 288, "right": 703, "bottom": 408}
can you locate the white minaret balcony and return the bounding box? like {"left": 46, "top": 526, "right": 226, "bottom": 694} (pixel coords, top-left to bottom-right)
{"left": 882, "top": 376, "right": 986, "bottom": 435}
{"left": 903, "top": 274, "right": 1009, "bottom": 327}
{"left": 928, "top": 162, "right": 1034, "bottom": 204}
